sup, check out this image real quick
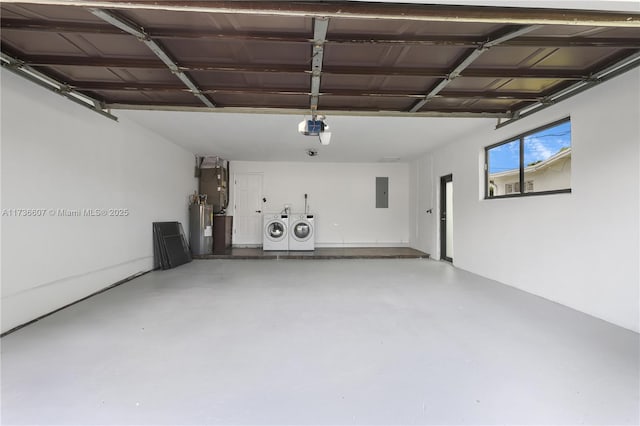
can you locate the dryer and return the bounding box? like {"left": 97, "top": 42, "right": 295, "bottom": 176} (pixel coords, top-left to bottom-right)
{"left": 263, "top": 213, "right": 289, "bottom": 251}
{"left": 289, "top": 213, "right": 315, "bottom": 251}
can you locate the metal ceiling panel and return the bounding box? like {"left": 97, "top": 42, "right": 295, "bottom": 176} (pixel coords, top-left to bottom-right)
{"left": 208, "top": 93, "right": 310, "bottom": 109}
{"left": 2, "top": 30, "right": 87, "bottom": 55}
{"left": 119, "top": 9, "right": 312, "bottom": 34}
{"left": 424, "top": 97, "right": 521, "bottom": 110}
{"left": 446, "top": 76, "right": 564, "bottom": 94}
{"left": 525, "top": 25, "right": 640, "bottom": 38}
{"left": 533, "top": 47, "right": 628, "bottom": 68}
{"left": 1, "top": 1, "right": 639, "bottom": 119}
{"left": 39, "top": 65, "right": 177, "bottom": 84}
{"left": 473, "top": 46, "right": 627, "bottom": 69}
{"left": 323, "top": 44, "right": 464, "bottom": 68}
{"left": 91, "top": 89, "right": 201, "bottom": 105}
{"left": 190, "top": 70, "right": 309, "bottom": 90}
{"left": 1, "top": 30, "right": 153, "bottom": 57}
{"left": 319, "top": 95, "right": 415, "bottom": 111}
{"left": 161, "top": 38, "right": 311, "bottom": 65}
{"left": 321, "top": 74, "right": 437, "bottom": 92}
{"left": 1, "top": 3, "right": 100, "bottom": 22}
{"left": 327, "top": 17, "right": 502, "bottom": 37}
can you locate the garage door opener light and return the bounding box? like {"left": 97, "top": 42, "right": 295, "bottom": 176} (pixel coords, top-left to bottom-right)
{"left": 298, "top": 114, "right": 332, "bottom": 145}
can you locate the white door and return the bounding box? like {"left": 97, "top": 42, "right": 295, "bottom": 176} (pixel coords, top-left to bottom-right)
{"left": 233, "top": 173, "right": 264, "bottom": 245}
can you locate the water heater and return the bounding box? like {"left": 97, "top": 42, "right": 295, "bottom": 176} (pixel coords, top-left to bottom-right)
{"left": 189, "top": 203, "right": 213, "bottom": 255}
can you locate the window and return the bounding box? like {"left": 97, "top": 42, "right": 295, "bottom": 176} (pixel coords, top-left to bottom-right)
{"left": 485, "top": 118, "right": 571, "bottom": 198}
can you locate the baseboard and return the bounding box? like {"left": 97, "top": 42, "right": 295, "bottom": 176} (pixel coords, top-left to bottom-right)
{"left": 315, "top": 242, "right": 410, "bottom": 248}
{"left": 234, "top": 242, "right": 410, "bottom": 249}
{"left": 1, "top": 268, "right": 152, "bottom": 337}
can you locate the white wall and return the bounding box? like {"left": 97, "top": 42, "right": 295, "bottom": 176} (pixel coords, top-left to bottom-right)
{"left": 411, "top": 69, "right": 640, "bottom": 332}
{"left": 1, "top": 71, "right": 197, "bottom": 333}
{"left": 230, "top": 161, "right": 410, "bottom": 246}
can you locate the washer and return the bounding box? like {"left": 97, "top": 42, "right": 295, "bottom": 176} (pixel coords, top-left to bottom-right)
{"left": 263, "top": 213, "right": 289, "bottom": 251}
{"left": 289, "top": 213, "right": 315, "bottom": 251}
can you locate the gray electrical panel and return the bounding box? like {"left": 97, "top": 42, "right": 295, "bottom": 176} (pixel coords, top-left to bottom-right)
{"left": 376, "top": 177, "right": 389, "bottom": 208}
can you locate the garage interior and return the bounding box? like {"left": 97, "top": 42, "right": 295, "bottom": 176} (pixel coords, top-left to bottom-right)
{"left": 1, "top": 0, "right": 639, "bottom": 424}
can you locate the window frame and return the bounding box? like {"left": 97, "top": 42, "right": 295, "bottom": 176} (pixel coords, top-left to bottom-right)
{"left": 484, "top": 117, "right": 572, "bottom": 200}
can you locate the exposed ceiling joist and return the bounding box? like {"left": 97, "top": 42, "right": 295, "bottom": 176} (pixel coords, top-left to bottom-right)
{"left": 2, "top": 1, "right": 639, "bottom": 27}
{"left": 88, "top": 8, "right": 216, "bottom": 108}
{"left": 409, "top": 25, "right": 542, "bottom": 112}
{"left": 4, "top": 19, "right": 640, "bottom": 48}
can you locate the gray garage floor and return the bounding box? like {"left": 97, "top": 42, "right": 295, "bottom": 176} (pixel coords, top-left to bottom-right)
{"left": 2, "top": 259, "right": 638, "bottom": 425}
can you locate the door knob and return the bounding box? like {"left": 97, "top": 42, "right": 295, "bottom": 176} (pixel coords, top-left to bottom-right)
{"left": 256, "top": 210, "right": 262, "bottom": 213}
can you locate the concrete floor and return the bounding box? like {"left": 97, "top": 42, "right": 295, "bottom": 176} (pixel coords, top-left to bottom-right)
{"left": 2, "top": 259, "right": 638, "bottom": 425}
